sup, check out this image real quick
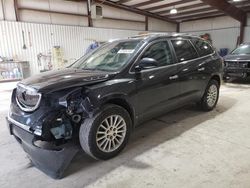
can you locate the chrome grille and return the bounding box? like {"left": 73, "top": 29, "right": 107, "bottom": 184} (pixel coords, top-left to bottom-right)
{"left": 16, "top": 84, "right": 42, "bottom": 112}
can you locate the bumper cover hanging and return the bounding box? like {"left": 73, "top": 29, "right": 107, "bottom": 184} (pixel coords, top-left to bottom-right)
{"left": 7, "top": 118, "right": 79, "bottom": 179}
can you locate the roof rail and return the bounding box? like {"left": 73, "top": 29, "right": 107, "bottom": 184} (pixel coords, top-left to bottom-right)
{"left": 129, "top": 32, "right": 197, "bottom": 39}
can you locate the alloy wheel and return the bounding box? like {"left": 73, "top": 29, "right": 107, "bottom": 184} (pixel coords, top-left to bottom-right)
{"left": 207, "top": 84, "right": 218, "bottom": 107}
{"left": 96, "top": 115, "right": 127, "bottom": 153}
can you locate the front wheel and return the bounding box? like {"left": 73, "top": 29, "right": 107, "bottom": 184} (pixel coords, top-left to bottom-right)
{"left": 199, "top": 79, "right": 219, "bottom": 111}
{"left": 79, "top": 104, "right": 131, "bottom": 160}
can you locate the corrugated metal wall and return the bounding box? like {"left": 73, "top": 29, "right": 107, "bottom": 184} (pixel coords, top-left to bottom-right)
{"left": 244, "top": 14, "right": 250, "bottom": 43}
{"left": 245, "top": 26, "right": 250, "bottom": 43}
{"left": 180, "top": 16, "right": 241, "bottom": 51}
{"left": 0, "top": 21, "right": 141, "bottom": 75}
{"left": 184, "top": 28, "right": 240, "bottom": 51}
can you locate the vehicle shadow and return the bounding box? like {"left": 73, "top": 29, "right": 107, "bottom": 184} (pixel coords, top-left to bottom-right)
{"left": 64, "top": 96, "right": 236, "bottom": 186}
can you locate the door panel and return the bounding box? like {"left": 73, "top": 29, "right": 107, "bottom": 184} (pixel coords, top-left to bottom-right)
{"left": 176, "top": 38, "right": 220, "bottom": 101}
{"left": 134, "top": 40, "right": 181, "bottom": 121}
{"left": 177, "top": 57, "right": 210, "bottom": 101}
{"left": 136, "top": 64, "right": 180, "bottom": 120}
{"left": 170, "top": 39, "right": 205, "bottom": 102}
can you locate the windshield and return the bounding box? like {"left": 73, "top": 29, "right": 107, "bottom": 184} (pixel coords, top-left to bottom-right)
{"left": 231, "top": 44, "right": 250, "bottom": 55}
{"left": 71, "top": 40, "right": 142, "bottom": 71}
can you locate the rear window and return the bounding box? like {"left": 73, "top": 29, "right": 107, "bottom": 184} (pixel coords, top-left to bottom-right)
{"left": 171, "top": 40, "right": 199, "bottom": 62}
{"left": 191, "top": 38, "right": 214, "bottom": 56}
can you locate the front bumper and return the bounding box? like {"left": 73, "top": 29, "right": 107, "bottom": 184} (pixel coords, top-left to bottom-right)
{"left": 6, "top": 116, "right": 79, "bottom": 179}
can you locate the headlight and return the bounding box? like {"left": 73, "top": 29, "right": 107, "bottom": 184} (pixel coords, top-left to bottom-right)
{"left": 16, "top": 83, "right": 42, "bottom": 112}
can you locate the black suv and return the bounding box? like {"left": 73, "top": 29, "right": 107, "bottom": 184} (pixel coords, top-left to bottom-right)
{"left": 224, "top": 43, "right": 250, "bottom": 79}
{"left": 7, "top": 33, "right": 223, "bottom": 178}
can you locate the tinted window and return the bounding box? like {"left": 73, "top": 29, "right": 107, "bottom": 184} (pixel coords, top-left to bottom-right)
{"left": 142, "top": 41, "right": 173, "bottom": 67}
{"left": 171, "top": 40, "right": 199, "bottom": 62}
{"left": 191, "top": 38, "right": 214, "bottom": 56}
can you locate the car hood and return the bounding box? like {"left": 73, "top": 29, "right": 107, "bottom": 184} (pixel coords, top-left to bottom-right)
{"left": 224, "top": 54, "right": 250, "bottom": 61}
{"left": 20, "top": 68, "right": 112, "bottom": 93}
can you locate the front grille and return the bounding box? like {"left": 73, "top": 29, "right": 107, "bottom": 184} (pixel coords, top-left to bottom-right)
{"left": 225, "top": 61, "right": 249, "bottom": 68}
{"left": 16, "top": 84, "right": 42, "bottom": 112}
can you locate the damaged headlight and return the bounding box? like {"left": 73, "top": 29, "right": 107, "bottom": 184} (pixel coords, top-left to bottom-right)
{"left": 16, "top": 83, "right": 42, "bottom": 112}
{"left": 38, "top": 88, "right": 88, "bottom": 142}
{"left": 59, "top": 88, "right": 91, "bottom": 124}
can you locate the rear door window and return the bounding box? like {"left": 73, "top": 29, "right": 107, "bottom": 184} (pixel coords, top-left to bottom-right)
{"left": 171, "top": 40, "right": 199, "bottom": 62}
{"left": 191, "top": 38, "right": 214, "bottom": 56}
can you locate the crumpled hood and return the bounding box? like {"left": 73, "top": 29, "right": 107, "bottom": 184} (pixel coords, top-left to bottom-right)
{"left": 20, "top": 68, "right": 112, "bottom": 93}
{"left": 224, "top": 54, "right": 250, "bottom": 61}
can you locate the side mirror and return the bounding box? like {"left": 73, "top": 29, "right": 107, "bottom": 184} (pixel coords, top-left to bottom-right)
{"left": 139, "top": 58, "right": 158, "bottom": 70}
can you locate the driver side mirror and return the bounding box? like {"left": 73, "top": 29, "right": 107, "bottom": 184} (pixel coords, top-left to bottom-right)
{"left": 135, "top": 58, "right": 158, "bottom": 72}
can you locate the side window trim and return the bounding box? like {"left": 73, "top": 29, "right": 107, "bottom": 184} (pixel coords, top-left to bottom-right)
{"left": 169, "top": 38, "right": 179, "bottom": 63}
{"left": 129, "top": 39, "right": 177, "bottom": 73}
{"left": 189, "top": 39, "right": 200, "bottom": 57}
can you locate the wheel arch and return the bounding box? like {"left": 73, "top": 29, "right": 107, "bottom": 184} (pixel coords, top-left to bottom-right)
{"left": 102, "top": 97, "right": 135, "bottom": 127}
{"left": 210, "top": 74, "right": 221, "bottom": 86}
{"left": 200, "top": 74, "right": 221, "bottom": 102}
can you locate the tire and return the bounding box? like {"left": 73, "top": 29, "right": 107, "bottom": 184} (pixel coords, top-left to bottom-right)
{"left": 79, "top": 104, "right": 132, "bottom": 160}
{"left": 199, "top": 79, "right": 219, "bottom": 111}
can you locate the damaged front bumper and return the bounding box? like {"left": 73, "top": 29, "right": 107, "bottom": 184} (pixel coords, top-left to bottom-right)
{"left": 6, "top": 115, "right": 79, "bottom": 179}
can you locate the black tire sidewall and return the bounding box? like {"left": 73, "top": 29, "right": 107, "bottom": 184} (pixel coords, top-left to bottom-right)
{"left": 81, "top": 105, "right": 131, "bottom": 160}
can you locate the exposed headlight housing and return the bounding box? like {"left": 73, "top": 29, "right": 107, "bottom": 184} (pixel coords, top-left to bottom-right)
{"left": 16, "top": 83, "right": 42, "bottom": 112}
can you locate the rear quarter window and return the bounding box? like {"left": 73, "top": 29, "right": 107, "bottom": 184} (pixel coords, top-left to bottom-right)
{"left": 191, "top": 38, "right": 214, "bottom": 57}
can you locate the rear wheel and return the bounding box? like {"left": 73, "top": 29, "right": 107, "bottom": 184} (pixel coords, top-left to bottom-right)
{"left": 79, "top": 104, "right": 131, "bottom": 160}
{"left": 199, "top": 79, "right": 219, "bottom": 111}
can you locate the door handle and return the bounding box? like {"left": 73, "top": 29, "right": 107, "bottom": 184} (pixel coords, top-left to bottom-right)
{"left": 198, "top": 67, "right": 205, "bottom": 71}
{"left": 169, "top": 75, "right": 179, "bottom": 80}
